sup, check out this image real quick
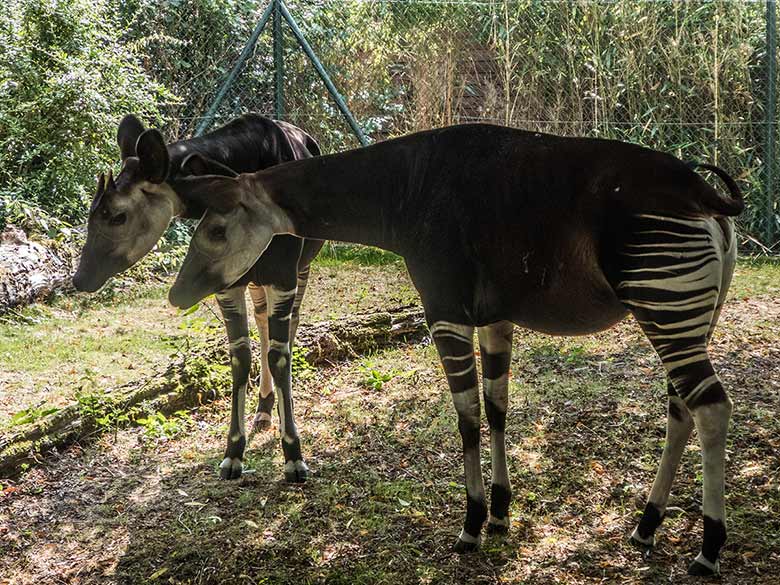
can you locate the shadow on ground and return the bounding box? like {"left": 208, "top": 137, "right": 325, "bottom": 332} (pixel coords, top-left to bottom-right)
{"left": 1, "top": 297, "right": 778, "bottom": 584}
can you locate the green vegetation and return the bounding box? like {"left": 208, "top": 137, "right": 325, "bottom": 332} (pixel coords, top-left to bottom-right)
{"left": 291, "top": 345, "right": 314, "bottom": 380}
{"left": 1, "top": 1, "right": 777, "bottom": 248}
{"left": 136, "top": 410, "right": 192, "bottom": 439}
{"left": 3, "top": 404, "right": 59, "bottom": 428}
{"left": 315, "top": 242, "right": 402, "bottom": 267}
{"left": 358, "top": 359, "right": 398, "bottom": 391}
{"left": 730, "top": 256, "right": 780, "bottom": 298}
{"left": 0, "top": 0, "right": 167, "bottom": 232}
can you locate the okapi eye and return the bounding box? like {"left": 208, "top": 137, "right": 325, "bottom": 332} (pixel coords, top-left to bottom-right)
{"left": 109, "top": 213, "right": 127, "bottom": 226}
{"left": 209, "top": 225, "right": 227, "bottom": 241}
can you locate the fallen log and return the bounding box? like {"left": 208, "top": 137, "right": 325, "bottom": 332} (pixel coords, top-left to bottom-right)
{"left": 0, "top": 305, "right": 427, "bottom": 477}
{"left": 0, "top": 225, "right": 74, "bottom": 313}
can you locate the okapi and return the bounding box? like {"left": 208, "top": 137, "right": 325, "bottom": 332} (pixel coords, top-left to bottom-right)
{"left": 73, "top": 113, "right": 323, "bottom": 482}
{"left": 168, "top": 124, "right": 743, "bottom": 576}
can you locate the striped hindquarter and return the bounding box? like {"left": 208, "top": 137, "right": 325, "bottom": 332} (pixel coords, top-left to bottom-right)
{"left": 617, "top": 214, "right": 736, "bottom": 575}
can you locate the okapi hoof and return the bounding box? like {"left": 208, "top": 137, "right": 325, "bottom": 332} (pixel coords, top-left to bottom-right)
{"left": 452, "top": 534, "right": 481, "bottom": 553}
{"left": 251, "top": 412, "right": 272, "bottom": 433}
{"left": 283, "top": 460, "right": 308, "bottom": 484}
{"left": 219, "top": 457, "right": 243, "bottom": 480}
{"left": 687, "top": 554, "right": 720, "bottom": 577}
{"left": 629, "top": 526, "right": 655, "bottom": 555}
{"left": 486, "top": 522, "right": 509, "bottom": 536}
{"left": 486, "top": 514, "right": 509, "bottom": 535}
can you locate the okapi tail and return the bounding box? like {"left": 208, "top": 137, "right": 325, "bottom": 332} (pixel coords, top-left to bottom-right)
{"left": 689, "top": 162, "right": 745, "bottom": 217}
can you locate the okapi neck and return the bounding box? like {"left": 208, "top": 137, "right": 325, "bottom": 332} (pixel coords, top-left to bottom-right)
{"left": 260, "top": 144, "right": 415, "bottom": 254}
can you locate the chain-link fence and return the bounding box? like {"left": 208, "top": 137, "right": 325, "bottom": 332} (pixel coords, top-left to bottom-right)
{"left": 1, "top": 0, "right": 778, "bottom": 249}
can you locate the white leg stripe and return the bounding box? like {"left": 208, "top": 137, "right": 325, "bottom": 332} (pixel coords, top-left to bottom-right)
{"left": 447, "top": 362, "right": 476, "bottom": 378}
{"left": 266, "top": 288, "right": 297, "bottom": 316}
{"left": 229, "top": 336, "right": 251, "bottom": 349}
{"left": 679, "top": 374, "right": 719, "bottom": 404}
{"left": 442, "top": 353, "right": 474, "bottom": 362}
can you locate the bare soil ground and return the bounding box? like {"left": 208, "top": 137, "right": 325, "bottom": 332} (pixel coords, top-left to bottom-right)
{"left": 0, "top": 257, "right": 778, "bottom": 584}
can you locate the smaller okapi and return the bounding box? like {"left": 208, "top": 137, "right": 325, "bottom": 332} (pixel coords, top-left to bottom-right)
{"left": 168, "top": 124, "right": 743, "bottom": 576}
{"left": 73, "top": 113, "right": 323, "bottom": 482}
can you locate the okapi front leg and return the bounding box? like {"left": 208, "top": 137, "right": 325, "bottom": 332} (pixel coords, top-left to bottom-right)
{"left": 430, "top": 321, "right": 486, "bottom": 552}
{"left": 215, "top": 287, "right": 251, "bottom": 480}
{"left": 266, "top": 285, "right": 308, "bottom": 483}
{"left": 478, "top": 321, "right": 514, "bottom": 535}
{"left": 248, "top": 283, "right": 274, "bottom": 431}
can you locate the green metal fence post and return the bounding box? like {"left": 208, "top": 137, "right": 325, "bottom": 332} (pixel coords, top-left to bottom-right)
{"left": 767, "top": 0, "right": 777, "bottom": 246}
{"left": 278, "top": 0, "right": 368, "bottom": 146}
{"left": 273, "top": 0, "right": 284, "bottom": 120}
{"left": 195, "top": 1, "right": 275, "bottom": 136}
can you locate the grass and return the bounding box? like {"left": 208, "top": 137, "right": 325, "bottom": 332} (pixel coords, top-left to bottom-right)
{"left": 315, "top": 242, "right": 403, "bottom": 267}
{"left": 0, "top": 252, "right": 777, "bottom": 584}
{"left": 729, "top": 256, "right": 780, "bottom": 299}
{"left": 0, "top": 282, "right": 190, "bottom": 422}
{"left": 0, "top": 248, "right": 416, "bottom": 427}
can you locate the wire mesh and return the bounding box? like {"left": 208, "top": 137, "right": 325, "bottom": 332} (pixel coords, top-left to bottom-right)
{"left": 8, "top": 0, "right": 775, "bottom": 246}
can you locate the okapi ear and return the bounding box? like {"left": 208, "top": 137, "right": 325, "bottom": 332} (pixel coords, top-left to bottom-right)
{"left": 117, "top": 114, "right": 146, "bottom": 160}
{"left": 178, "top": 175, "right": 242, "bottom": 214}
{"left": 135, "top": 129, "right": 170, "bottom": 184}
{"left": 181, "top": 152, "right": 239, "bottom": 178}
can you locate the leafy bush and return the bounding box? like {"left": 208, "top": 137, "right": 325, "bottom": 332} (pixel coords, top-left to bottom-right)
{"left": 0, "top": 0, "right": 167, "bottom": 229}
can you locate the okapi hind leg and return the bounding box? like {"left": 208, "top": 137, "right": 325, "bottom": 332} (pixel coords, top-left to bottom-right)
{"left": 631, "top": 294, "right": 728, "bottom": 550}
{"left": 477, "top": 321, "right": 514, "bottom": 535}
{"left": 430, "top": 320, "right": 486, "bottom": 552}
{"left": 266, "top": 284, "right": 308, "bottom": 483}
{"left": 630, "top": 381, "right": 694, "bottom": 549}
{"left": 618, "top": 214, "right": 735, "bottom": 576}
{"left": 215, "top": 286, "right": 252, "bottom": 480}
{"left": 248, "top": 284, "right": 274, "bottom": 432}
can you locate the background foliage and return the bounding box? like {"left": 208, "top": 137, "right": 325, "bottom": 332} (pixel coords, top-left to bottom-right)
{"left": 0, "top": 0, "right": 167, "bottom": 234}
{"left": 0, "top": 0, "right": 778, "bottom": 249}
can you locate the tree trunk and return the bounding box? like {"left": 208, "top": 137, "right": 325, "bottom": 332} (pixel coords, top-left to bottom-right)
{"left": 0, "top": 226, "right": 74, "bottom": 313}
{"left": 0, "top": 305, "right": 427, "bottom": 477}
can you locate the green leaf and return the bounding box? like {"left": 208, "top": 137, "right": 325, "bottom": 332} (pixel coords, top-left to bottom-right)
{"left": 180, "top": 303, "right": 200, "bottom": 316}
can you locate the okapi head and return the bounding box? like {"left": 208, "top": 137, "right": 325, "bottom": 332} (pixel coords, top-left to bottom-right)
{"left": 72, "top": 115, "right": 236, "bottom": 292}
{"left": 168, "top": 169, "right": 292, "bottom": 309}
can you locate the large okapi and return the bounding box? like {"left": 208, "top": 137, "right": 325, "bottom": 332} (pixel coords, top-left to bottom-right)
{"left": 73, "top": 114, "right": 322, "bottom": 482}
{"left": 168, "top": 123, "right": 743, "bottom": 576}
